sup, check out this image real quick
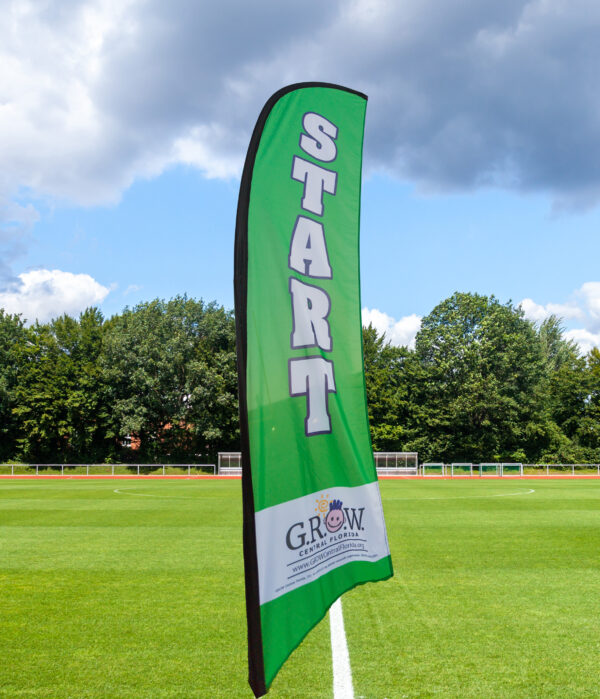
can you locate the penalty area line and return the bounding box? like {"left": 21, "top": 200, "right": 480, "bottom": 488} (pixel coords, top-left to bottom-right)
{"left": 330, "top": 597, "right": 354, "bottom": 699}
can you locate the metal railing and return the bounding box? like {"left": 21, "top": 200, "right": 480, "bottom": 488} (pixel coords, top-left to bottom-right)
{"left": 3, "top": 461, "right": 600, "bottom": 478}
{"left": 422, "top": 463, "right": 600, "bottom": 477}
{"left": 0, "top": 463, "right": 216, "bottom": 476}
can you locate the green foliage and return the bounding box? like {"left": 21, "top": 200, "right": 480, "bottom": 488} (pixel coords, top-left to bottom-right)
{"left": 101, "top": 296, "right": 238, "bottom": 463}
{"left": 0, "top": 310, "right": 26, "bottom": 460}
{"left": 3, "top": 290, "right": 600, "bottom": 463}
{"left": 413, "top": 292, "right": 546, "bottom": 462}
{"left": 12, "top": 308, "right": 110, "bottom": 462}
{"left": 1, "top": 297, "right": 238, "bottom": 464}
{"left": 363, "top": 292, "right": 600, "bottom": 463}
{"left": 362, "top": 324, "right": 413, "bottom": 451}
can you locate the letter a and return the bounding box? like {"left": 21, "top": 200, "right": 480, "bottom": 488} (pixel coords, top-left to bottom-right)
{"left": 289, "top": 216, "right": 332, "bottom": 279}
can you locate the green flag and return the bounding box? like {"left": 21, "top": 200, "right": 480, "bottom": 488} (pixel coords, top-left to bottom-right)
{"left": 234, "top": 82, "right": 393, "bottom": 697}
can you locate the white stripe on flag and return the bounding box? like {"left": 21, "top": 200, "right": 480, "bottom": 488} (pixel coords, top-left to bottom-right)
{"left": 255, "top": 481, "right": 390, "bottom": 605}
{"left": 330, "top": 598, "right": 354, "bottom": 699}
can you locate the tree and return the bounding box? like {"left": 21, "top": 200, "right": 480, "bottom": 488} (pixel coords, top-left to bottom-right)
{"left": 101, "top": 296, "right": 238, "bottom": 462}
{"left": 12, "top": 308, "right": 110, "bottom": 462}
{"left": 535, "top": 316, "right": 591, "bottom": 462}
{"left": 0, "top": 310, "right": 26, "bottom": 460}
{"left": 574, "top": 347, "right": 600, "bottom": 459}
{"left": 362, "top": 324, "right": 416, "bottom": 451}
{"left": 413, "top": 292, "right": 545, "bottom": 462}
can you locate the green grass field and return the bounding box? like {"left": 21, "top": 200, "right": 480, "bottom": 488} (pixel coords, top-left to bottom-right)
{"left": 1, "top": 478, "right": 599, "bottom": 698}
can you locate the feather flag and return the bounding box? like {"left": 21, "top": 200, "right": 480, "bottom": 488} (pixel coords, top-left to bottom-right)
{"left": 234, "top": 82, "right": 393, "bottom": 697}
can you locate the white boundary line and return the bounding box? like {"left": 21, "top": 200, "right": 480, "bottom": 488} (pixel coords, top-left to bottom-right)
{"left": 385, "top": 488, "right": 536, "bottom": 501}
{"left": 113, "top": 487, "right": 194, "bottom": 500}
{"left": 113, "top": 485, "right": 536, "bottom": 501}
{"left": 113, "top": 488, "right": 154, "bottom": 497}
{"left": 330, "top": 597, "right": 354, "bottom": 699}
{"left": 114, "top": 480, "right": 534, "bottom": 699}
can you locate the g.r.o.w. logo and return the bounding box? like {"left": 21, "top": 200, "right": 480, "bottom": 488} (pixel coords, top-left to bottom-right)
{"left": 285, "top": 497, "right": 365, "bottom": 551}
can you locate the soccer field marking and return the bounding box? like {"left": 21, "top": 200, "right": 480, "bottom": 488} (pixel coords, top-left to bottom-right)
{"left": 385, "top": 488, "right": 535, "bottom": 501}
{"left": 330, "top": 597, "right": 354, "bottom": 699}
{"left": 113, "top": 488, "right": 154, "bottom": 497}
{"left": 112, "top": 487, "right": 195, "bottom": 499}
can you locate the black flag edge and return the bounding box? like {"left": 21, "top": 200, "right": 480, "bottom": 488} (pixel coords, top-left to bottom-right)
{"left": 234, "top": 81, "right": 368, "bottom": 698}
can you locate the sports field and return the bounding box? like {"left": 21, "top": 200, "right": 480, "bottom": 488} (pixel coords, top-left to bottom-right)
{"left": 1, "top": 479, "right": 599, "bottom": 698}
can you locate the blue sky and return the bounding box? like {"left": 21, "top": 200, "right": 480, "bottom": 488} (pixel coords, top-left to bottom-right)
{"left": 2, "top": 1, "right": 600, "bottom": 351}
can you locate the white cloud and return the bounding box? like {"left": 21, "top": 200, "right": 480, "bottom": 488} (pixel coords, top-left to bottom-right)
{"left": 520, "top": 282, "right": 600, "bottom": 353}
{"left": 171, "top": 124, "right": 243, "bottom": 180}
{"left": 0, "top": 269, "right": 111, "bottom": 324}
{"left": 520, "top": 298, "right": 549, "bottom": 323}
{"left": 3, "top": 0, "right": 600, "bottom": 283}
{"left": 519, "top": 297, "right": 583, "bottom": 323}
{"left": 564, "top": 328, "right": 600, "bottom": 356}
{"left": 362, "top": 307, "right": 421, "bottom": 348}
{"left": 1, "top": 0, "right": 600, "bottom": 211}
{"left": 577, "top": 282, "right": 600, "bottom": 330}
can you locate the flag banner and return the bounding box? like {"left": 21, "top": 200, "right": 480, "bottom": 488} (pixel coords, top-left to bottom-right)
{"left": 234, "top": 82, "right": 393, "bottom": 697}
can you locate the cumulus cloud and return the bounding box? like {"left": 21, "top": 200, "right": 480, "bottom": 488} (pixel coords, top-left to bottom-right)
{"left": 577, "top": 282, "right": 600, "bottom": 330}
{"left": 520, "top": 282, "right": 600, "bottom": 353}
{"left": 0, "top": 269, "right": 111, "bottom": 324}
{"left": 564, "top": 328, "right": 600, "bottom": 356}
{"left": 3, "top": 0, "right": 600, "bottom": 281}
{"left": 519, "top": 298, "right": 583, "bottom": 324}
{"left": 2, "top": 0, "right": 600, "bottom": 209}
{"left": 362, "top": 307, "right": 422, "bottom": 348}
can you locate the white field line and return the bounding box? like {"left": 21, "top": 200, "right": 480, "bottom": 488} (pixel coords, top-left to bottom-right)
{"left": 385, "top": 488, "right": 535, "bottom": 501}
{"left": 330, "top": 597, "right": 354, "bottom": 699}
{"left": 113, "top": 486, "right": 536, "bottom": 502}
{"left": 114, "top": 480, "right": 533, "bottom": 699}
{"left": 113, "top": 488, "right": 154, "bottom": 497}
{"left": 113, "top": 487, "right": 195, "bottom": 499}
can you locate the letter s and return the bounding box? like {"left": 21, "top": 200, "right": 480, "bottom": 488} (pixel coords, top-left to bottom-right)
{"left": 300, "top": 112, "right": 338, "bottom": 162}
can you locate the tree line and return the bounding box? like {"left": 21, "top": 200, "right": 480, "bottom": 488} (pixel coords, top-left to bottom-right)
{"left": 0, "top": 297, "right": 238, "bottom": 464}
{"left": 1, "top": 291, "right": 600, "bottom": 464}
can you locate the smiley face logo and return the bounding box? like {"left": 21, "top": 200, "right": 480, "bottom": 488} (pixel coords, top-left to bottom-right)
{"left": 324, "top": 499, "right": 344, "bottom": 533}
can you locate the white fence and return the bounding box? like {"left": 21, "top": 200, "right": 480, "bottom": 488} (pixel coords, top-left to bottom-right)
{"left": 522, "top": 464, "right": 600, "bottom": 476}
{"left": 3, "top": 459, "right": 600, "bottom": 478}
{"left": 0, "top": 463, "right": 215, "bottom": 476}
{"left": 423, "top": 463, "right": 524, "bottom": 477}
{"left": 422, "top": 463, "right": 600, "bottom": 477}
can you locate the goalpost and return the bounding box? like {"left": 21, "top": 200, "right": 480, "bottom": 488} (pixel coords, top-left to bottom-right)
{"left": 479, "top": 463, "right": 499, "bottom": 477}
{"left": 422, "top": 463, "right": 445, "bottom": 476}
{"left": 501, "top": 463, "right": 523, "bottom": 477}
{"left": 451, "top": 463, "right": 473, "bottom": 477}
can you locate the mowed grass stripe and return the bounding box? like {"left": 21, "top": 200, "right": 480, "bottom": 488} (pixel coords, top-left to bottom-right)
{"left": 0, "top": 479, "right": 332, "bottom": 698}
{"left": 2, "top": 480, "right": 600, "bottom": 697}
{"left": 346, "top": 480, "right": 600, "bottom": 698}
